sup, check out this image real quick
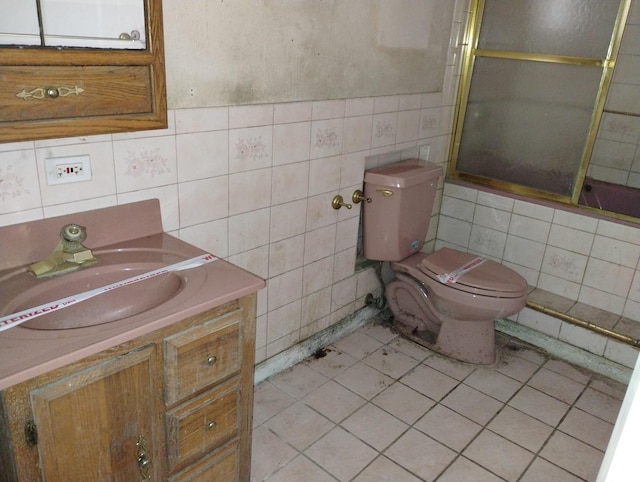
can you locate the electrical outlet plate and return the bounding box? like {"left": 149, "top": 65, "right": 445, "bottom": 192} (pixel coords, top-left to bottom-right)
{"left": 45, "top": 155, "right": 92, "bottom": 185}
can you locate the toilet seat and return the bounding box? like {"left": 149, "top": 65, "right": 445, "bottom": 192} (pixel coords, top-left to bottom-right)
{"left": 418, "top": 248, "right": 528, "bottom": 298}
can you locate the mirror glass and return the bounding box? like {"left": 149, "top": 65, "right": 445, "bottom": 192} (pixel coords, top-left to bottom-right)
{"left": 1, "top": 4, "right": 41, "bottom": 46}
{"left": 0, "top": 0, "right": 146, "bottom": 49}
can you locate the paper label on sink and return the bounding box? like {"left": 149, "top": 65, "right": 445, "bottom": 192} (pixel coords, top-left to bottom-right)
{"left": 0, "top": 253, "right": 218, "bottom": 332}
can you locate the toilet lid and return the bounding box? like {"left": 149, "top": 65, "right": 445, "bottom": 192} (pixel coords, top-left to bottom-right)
{"left": 419, "top": 248, "right": 527, "bottom": 295}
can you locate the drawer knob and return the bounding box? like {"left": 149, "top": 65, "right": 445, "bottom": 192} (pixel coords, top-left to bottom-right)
{"left": 206, "top": 421, "right": 217, "bottom": 431}
{"left": 206, "top": 355, "right": 217, "bottom": 366}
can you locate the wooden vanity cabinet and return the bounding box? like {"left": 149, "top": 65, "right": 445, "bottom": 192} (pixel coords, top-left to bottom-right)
{"left": 0, "top": 295, "right": 256, "bottom": 481}
{"left": 0, "top": 0, "right": 166, "bottom": 143}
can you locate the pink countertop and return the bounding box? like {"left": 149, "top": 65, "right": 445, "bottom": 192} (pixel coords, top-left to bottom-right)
{"left": 0, "top": 200, "right": 265, "bottom": 390}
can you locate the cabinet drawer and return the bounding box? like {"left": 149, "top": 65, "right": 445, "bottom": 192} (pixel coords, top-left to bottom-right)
{"left": 0, "top": 65, "right": 152, "bottom": 122}
{"left": 165, "top": 312, "right": 242, "bottom": 405}
{"left": 168, "top": 439, "right": 239, "bottom": 482}
{"left": 166, "top": 379, "right": 240, "bottom": 472}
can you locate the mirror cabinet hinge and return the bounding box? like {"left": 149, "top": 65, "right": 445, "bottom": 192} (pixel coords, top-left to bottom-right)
{"left": 24, "top": 420, "right": 38, "bottom": 446}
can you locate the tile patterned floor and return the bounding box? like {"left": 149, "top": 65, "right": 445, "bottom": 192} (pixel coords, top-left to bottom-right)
{"left": 251, "top": 319, "right": 628, "bottom": 481}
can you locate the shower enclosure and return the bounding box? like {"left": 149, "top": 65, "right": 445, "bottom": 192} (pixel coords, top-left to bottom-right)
{"left": 450, "top": 0, "right": 631, "bottom": 209}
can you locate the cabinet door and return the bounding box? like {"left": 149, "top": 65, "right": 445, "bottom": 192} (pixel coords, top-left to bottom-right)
{"left": 30, "top": 345, "right": 162, "bottom": 482}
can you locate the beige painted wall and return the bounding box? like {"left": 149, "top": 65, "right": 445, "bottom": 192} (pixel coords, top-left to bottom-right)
{"left": 164, "top": 0, "right": 455, "bottom": 108}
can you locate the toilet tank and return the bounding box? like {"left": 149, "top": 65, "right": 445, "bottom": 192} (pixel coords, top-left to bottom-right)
{"left": 362, "top": 159, "right": 443, "bottom": 261}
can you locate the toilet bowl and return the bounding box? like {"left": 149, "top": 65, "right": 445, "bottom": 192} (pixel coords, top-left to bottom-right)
{"left": 362, "top": 159, "right": 528, "bottom": 364}
{"left": 386, "top": 249, "right": 527, "bottom": 364}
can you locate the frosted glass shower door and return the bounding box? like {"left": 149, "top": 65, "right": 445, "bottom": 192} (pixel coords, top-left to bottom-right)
{"left": 452, "top": 0, "right": 624, "bottom": 198}
{"left": 456, "top": 58, "right": 603, "bottom": 196}
{"left": 477, "top": 0, "right": 620, "bottom": 58}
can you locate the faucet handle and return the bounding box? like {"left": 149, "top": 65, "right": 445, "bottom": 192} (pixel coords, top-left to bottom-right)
{"left": 60, "top": 224, "right": 87, "bottom": 243}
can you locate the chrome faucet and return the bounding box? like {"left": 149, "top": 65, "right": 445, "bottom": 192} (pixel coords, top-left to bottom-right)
{"left": 28, "top": 224, "right": 97, "bottom": 278}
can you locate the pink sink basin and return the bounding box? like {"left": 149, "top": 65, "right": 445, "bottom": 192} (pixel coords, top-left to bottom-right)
{"left": 0, "top": 249, "right": 199, "bottom": 330}
{"left": 0, "top": 199, "right": 265, "bottom": 390}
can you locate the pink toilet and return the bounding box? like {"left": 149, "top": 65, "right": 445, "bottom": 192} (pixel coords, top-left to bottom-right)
{"left": 362, "top": 159, "right": 528, "bottom": 364}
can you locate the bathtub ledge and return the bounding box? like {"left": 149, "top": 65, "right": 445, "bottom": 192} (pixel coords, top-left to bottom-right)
{"left": 497, "top": 287, "right": 639, "bottom": 383}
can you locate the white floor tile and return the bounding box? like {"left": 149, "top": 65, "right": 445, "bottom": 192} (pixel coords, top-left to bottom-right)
{"left": 400, "top": 364, "right": 459, "bottom": 401}
{"left": 251, "top": 426, "right": 298, "bottom": 482}
{"left": 264, "top": 402, "right": 334, "bottom": 451}
{"left": 269, "top": 363, "right": 329, "bottom": 399}
{"left": 540, "top": 431, "right": 605, "bottom": 481}
{"left": 266, "top": 455, "right": 337, "bottom": 482}
{"left": 362, "top": 345, "right": 421, "bottom": 379}
{"left": 384, "top": 428, "right": 457, "bottom": 481}
{"left": 341, "top": 403, "right": 409, "bottom": 451}
{"left": 487, "top": 406, "right": 554, "bottom": 452}
{"left": 414, "top": 404, "right": 482, "bottom": 452}
{"left": 331, "top": 331, "right": 383, "bottom": 360}
{"left": 463, "top": 430, "right": 535, "bottom": 481}
{"left": 334, "top": 362, "right": 394, "bottom": 400}
{"left": 303, "top": 379, "right": 367, "bottom": 423}
{"left": 253, "top": 381, "right": 297, "bottom": 427}
{"left": 440, "top": 384, "right": 503, "bottom": 425}
{"left": 371, "top": 381, "right": 436, "bottom": 425}
{"left": 437, "top": 457, "right": 504, "bottom": 482}
{"left": 306, "top": 427, "right": 378, "bottom": 481}
{"left": 252, "top": 319, "right": 625, "bottom": 482}
{"left": 352, "top": 456, "right": 422, "bottom": 482}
